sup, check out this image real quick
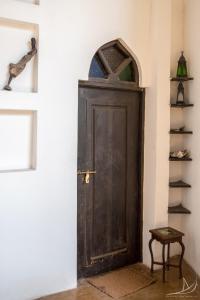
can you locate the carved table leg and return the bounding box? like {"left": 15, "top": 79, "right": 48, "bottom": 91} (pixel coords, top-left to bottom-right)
{"left": 162, "top": 244, "right": 166, "bottom": 282}
{"left": 167, "top": 243, "right": 170, "bottom": 271}
{"left": 149, "top": 238, "right": 154, "bottom": 273}
{"left": 179, "top": 240, "right": 185, "bottom": 279}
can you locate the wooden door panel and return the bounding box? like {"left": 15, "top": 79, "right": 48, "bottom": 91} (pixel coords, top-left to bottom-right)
{"left": 78, "top": 86, "right": 143, "bottom": 278}
{"left": 92, "top": 105, "right": 127, "bottom": 257}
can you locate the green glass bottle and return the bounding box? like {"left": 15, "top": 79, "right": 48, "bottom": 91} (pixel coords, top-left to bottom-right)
{"left": 177, "top": 51, "right": 188, "bottom": 78}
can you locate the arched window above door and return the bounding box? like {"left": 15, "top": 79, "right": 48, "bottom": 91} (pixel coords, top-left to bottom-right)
{"left": 89, "top": 40, "right": 139, "bottom": 86}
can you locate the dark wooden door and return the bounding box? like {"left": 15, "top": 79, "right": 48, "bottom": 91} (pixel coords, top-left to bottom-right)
{"left": 78, "top": 83, "right": 144, "bottom": 278}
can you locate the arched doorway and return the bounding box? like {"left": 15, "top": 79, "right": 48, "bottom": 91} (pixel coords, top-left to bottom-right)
{"left": 77, "top": 40, "right": 145, "bottom": 278}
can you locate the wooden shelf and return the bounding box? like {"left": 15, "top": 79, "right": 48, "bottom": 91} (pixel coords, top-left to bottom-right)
{"left": 169, "top": 180, "right": 191, "bottom": 188}
{"left": 169, "top": 157, "right": 192, "bottom": 161}
{"left": 170, "top": 103, "right": 194, "bottom": 108}
{"left": 171, "top": 77, "right": 194, "bottom": 82}
{"left": 168, "top": 204, "right": 191, "bottom": 214}
{"left": 169, "top": 72, "right": 193, "bottom": 216}
{"left": 170, "top": 129, "right": 193, "bottom": 135}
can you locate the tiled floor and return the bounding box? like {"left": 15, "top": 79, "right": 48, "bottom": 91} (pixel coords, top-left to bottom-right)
{"left": 37, "top": 257, "right": 200, "bottom": 300}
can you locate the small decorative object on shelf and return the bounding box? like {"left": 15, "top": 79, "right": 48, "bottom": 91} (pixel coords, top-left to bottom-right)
{"left": 4, "top": 38, "right": 37, "bottom": 91}
{"left": 177, "top": 51, "right": 188, "bottom": 78}
{"left": 176, "top": 81, "right": 185, "bottom": 104}
{"left": 169, "top": 149, "right": 191, "bottom": 159}
{"left": 170, "top": 51, "right": 193, "bottom": 105}
{"left": 172, "top": 126, "right": 185, "bottom": 132}
{"left": 170, "top": 126, "right": 193, "bottom": 134}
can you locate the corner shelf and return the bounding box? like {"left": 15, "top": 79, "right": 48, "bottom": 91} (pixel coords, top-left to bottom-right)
{"left": 170, "top": 129, "right": 193, "bottom": 135}
{"left": 169, "top": 157, "right": 192, "bottom": 161}
{"left": 169, "top": 67, "right": 193, "bottom": 217}
{"left": 171, "top": 77, "right": 194, "bottom": 81}
{"left": 169, "top": 180, "right": 191, "bottom": 188}
{"left": 170, "top": 103, "right": 194, "bottom": 108}
{"left": 168, "top": 204, "right": 191, "bottom": 214}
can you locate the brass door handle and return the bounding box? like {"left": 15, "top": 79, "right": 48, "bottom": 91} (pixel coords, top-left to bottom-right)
{"left": 77, "top": 170, "right": 96, "bottom": 184}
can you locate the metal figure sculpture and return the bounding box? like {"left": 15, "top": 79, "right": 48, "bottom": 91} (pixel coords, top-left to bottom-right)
{"left": 176, "top": 81, "right": 185, "bottom": 104}
{"left": 4, "top": 38, "right": 37, "bottom": 91}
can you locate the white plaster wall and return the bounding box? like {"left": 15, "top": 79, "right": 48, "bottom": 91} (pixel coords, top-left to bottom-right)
{"left": 183, "top": 0, "right": 200, "bottom": 277}
{"left": 169, "top": 0, "right": 185, "bottom": 257}
{"left": 0, "top": 0, "right": 174, "bottom": 299}
{"left": 143, "top": 0, "right": 171, "bottom": 265}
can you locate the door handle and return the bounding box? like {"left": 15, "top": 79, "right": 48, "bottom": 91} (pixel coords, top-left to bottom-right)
{"left": 77, "top": 170, "right": 96, "bottom": 184}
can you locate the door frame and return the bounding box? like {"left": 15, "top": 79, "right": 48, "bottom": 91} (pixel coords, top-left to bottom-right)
{"left": 77, "top": 79, "right": 145, "bottom": 277}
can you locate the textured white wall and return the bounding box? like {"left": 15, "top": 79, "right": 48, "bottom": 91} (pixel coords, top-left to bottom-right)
{"left": 143, "top": 0, "right": 171, "bottom": 265}
{"left": 0, "top": 0, "right": 174, "bottom": 299}
{"left": 169, "top": 0, "right": 185, "bottom": 257}
{"left": 183, "top": 0, "right": 200, "bottom": 277}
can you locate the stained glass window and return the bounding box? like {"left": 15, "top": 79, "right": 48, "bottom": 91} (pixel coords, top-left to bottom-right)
{"left": 88, "top": 40, "right": 139, "bottom": 85}
{"left": 102, "top": 45, "right": 126, "bottom": 72}
{"left": 89, "top": 54, "right": 107, "bottom": 79}
{"left": 119, "top": 63, "right": 134, "bottom": 82}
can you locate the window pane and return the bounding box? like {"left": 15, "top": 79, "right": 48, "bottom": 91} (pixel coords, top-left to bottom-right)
{"left": 102, "top": 45, "right": 126, "bottom": 72}
{"left": 89, "top": 55, "right": 107, "bottom": 78}
{"left": 119, "top": 63, "right": 134, "bottom": 82}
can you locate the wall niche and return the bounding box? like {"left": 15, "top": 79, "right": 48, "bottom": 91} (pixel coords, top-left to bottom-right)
{"left": 0, "top": 109, "right": 37, "bottom": 172}
{"left": 0, "top": 17, "right": 39, "bottom": 93}
{"left": 15, "top": 0, "right": 40, "bottom": 5}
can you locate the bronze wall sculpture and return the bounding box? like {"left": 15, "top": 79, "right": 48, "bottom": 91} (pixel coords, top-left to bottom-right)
{"left": 4, "top": 38, "right": 37, "bottom": 91}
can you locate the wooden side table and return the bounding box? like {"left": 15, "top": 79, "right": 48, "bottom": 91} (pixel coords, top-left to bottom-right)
{"left": 149, "top": 227, "right": 185, "bottom": 282}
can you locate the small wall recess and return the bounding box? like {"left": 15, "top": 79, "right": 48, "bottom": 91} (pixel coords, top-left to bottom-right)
{"left": 0, "top": 18, "right": 39, "bottom": 93}
{"left": 15, "top": 0, "right": 40, "bottom": 5}
{"left": 0, "top": 109, "right": 37, "bottom": 172}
